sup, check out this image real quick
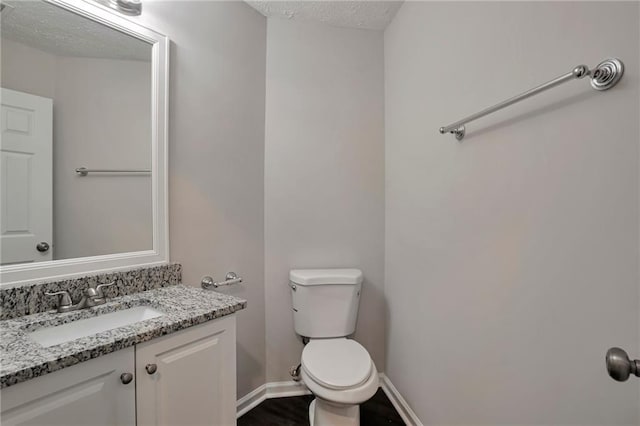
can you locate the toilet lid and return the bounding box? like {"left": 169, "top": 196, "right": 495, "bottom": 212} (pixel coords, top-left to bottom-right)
{"left": 301, "top": 339, "right": 372, "bottom": 390}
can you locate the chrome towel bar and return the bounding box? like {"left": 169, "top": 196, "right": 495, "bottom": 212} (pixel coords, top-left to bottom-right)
{"left": 75, "top": 167, "right": 151, "bottom": 176}
{"left": 439, "top": 58, "right": 624, "bottom": 141}
{"left": 201, "top": 272, "right": 243, "bottom": 290}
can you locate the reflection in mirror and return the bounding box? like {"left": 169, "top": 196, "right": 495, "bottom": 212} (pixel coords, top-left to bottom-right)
{"left": 1, "top": 0, "right": 153, "bottom": 266}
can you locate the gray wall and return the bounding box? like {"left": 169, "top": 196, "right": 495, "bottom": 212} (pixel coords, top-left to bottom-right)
{"left": 384, "top": 2, "right": 639, "bottom": 424}
{"left": 1, "top": 39, "right": 55, "bottom": 98}
{"left": 133, "top": 1, "right": 267, "bottom": 398}
{"left": 1, "top": 39, "right": 152, "bottom": 261}
{"left": 264, "top": 19, "right": 385, "bottom": 382}
{"left": 53, "top": 56, "right": 152, "bottom": 260}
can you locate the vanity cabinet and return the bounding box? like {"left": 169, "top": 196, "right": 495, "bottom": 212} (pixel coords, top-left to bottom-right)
{"left": 0, "top": 347, "right": 136, "bottom": 426}
{"left": 136, "top": 315, "right": 237, "bottom": 426}
{"left": 0, "top": 315, "right": 237, "bottom": 426}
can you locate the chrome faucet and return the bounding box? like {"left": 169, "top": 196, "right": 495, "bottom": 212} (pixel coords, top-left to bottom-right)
{"left": 45, "top": 282, "right": 115, "bottom": 313}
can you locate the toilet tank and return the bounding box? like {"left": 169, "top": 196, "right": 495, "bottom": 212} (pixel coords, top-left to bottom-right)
{"left": 289, "top": 268, "right": 363, "bottom": 338}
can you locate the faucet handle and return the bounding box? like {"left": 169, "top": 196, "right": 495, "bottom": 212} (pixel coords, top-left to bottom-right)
{"left": 95, "top": 281, "right": 115, "bottom": 298}
{"left": 45, "top": 290, "right": 72, "bottom": 309}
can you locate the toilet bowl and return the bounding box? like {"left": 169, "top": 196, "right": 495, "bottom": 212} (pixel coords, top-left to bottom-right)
{"left": 301, "top": 338, "right": 378, "bottom": 426}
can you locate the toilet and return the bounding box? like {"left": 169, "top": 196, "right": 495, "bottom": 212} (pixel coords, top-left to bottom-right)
{"left": 289, "top": 269, "right": 378, "bottom": 426}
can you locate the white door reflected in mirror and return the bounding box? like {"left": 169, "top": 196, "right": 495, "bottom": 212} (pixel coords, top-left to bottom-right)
{"left": 0, "top": 89, "right": 53, "bottom": 265}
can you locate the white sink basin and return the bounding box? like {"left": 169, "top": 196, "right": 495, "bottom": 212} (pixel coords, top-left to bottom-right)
{"left": 29, "top": 306, "right": 165, "bottom": 347}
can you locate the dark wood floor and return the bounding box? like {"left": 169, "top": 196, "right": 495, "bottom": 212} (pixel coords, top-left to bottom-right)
{"left": 238, "top": 388, "right": 405, "bottom": 426}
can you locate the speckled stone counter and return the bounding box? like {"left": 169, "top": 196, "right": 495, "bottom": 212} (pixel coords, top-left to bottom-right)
{"left": 0, "top": 285, "right": 246, "bottom": 388}
{"left": 0, "top": 263, "right": 182, "bottom": 320}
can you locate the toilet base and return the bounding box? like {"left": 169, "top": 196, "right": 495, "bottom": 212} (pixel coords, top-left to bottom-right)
{"left": 309, "top": 398, "right": 360, "bottom": 426}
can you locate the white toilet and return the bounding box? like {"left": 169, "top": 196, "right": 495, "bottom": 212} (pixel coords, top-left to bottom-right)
{"left": 289, "top": 268, "right": 378, "bottom": 426}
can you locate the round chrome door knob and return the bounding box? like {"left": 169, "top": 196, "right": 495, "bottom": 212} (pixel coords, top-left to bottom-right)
{"left": 145, "top": 363, "right": 157, "bottom": 375}
{"left": 120, "top": 372, "right": 134, "bottom": 384}
{"left": 36, "top": 242, "right": 50, "bottom": 252}
{"left": 606, "top": 347, "right": 640, "bottom": 382}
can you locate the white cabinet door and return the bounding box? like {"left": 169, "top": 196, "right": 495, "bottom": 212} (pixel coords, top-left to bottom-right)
{"left": 136, "top": 315, "right": 237, "bottom": 426}
{"left": 0, "top": 347, "right": 136, "bottom": 426}
{"left": 1, "top": 88, "right": 53, "bottom": 265}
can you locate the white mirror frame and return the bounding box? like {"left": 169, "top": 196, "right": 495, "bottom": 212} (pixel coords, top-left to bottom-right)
{"left": 0, "top": 0, "right": 169, "bottom": 287}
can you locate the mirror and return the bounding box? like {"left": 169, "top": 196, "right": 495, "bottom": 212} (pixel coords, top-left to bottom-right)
{"left": 0, "top": 0, "right": 168, "bottom": 286}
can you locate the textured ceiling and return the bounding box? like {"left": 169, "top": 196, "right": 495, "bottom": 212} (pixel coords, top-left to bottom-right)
{"left": 0, "top": 0, "right": 151, "bottom": 61}
{"left": 245, "top": 1, "right": 404, "bottom": 31}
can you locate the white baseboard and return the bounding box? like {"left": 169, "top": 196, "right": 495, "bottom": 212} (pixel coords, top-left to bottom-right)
{"left": 266, "top": 380, "right": 311, "bottom": 398}
{"left": 238, "top": 374, "right": 422, "bottom": 426}
{"left": 237, "top": 380, "right": 310, "bottom": 418}
{"left": 236, "top": 383, "right": 267, "bottom": 418}
{"left": 379, "top": 373, "right": 423, "bottom": 426}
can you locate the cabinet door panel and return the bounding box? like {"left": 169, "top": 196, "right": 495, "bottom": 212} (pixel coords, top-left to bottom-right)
{"left": 136, "top": 316, "right": 236, "bottom": 426}
{"left": 0, "top": 347, "right": 135, "bottom": 426}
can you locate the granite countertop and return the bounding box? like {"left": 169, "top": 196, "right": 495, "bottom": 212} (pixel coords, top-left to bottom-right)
{"left": 0, "top": 285, "right": 246, "bottom": 388}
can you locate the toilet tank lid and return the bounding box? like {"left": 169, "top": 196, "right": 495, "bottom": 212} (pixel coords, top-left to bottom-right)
{"left": 289, "top": 269, "right": 363, "bottom": 286}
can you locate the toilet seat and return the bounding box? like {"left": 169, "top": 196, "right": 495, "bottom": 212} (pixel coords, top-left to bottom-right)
{"left": 302, "top": 338, "right": 374, "bottom": 390}
{"left": 301, "top": 355, "right": 379, "bottom": 407}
